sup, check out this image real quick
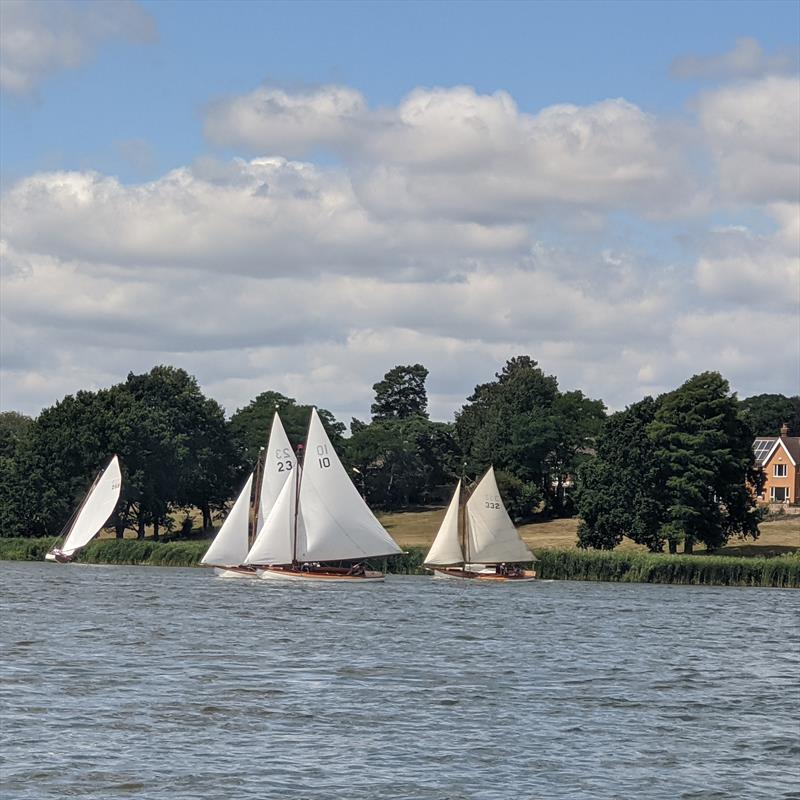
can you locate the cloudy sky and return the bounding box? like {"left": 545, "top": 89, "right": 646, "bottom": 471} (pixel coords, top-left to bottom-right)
{"left": 1, "top": 0, "right": 798, "bottom": 426}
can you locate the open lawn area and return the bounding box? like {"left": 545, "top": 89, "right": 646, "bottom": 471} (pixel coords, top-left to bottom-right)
{"left": 377, "top": 508, "right": 800, "bottom": 557}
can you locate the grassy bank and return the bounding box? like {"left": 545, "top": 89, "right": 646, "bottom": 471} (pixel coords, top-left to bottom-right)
{"left": 379, "top": 510, "right": 800, "bottom": 557}
{"left": 2, "top": 538, "right": 797, "bottom": 587}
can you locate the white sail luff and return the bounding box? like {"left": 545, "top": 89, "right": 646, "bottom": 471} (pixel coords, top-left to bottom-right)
{"left": 298, "top": 408, "right": 402, "bottom": 561}
{"left": 423, "top": 481, "right": 464, "bottom": 566}
{"left": 256, "top": 413, "right": 297, "bottom": 532}
{"left": 200, "top": 474, "right": 254, "bottom": 567}
{"left": 466, "top": 466, "right": 534, "bottom": 563}
{"left": 243, "top": 471, "right": 303, "bottom": 565}
{"left": 57, "top": 455, "right": 122, "bottom": 556}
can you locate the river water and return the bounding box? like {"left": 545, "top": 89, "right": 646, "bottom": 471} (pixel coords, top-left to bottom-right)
{"left": 1, "top": 561, "right": 798, "bottom": 799}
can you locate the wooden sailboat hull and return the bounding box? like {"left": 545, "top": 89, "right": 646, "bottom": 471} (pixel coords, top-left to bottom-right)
{"left": 44, "top": 550, "right": 73, "bottom": 563}
{"left": 259, "top": 565, "right": 385, "bottom": 583}
{"left": 212, "top": 565, "right": 260, "bottom": 579}
{"left": 432, "top": 567, "right": 537, "bottom": 582}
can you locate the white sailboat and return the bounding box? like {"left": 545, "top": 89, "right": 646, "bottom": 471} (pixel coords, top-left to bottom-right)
{"left": 244, "top": 407, "right": 403, "bottom": 582}
{"left": 424, "top": 466, "right": 537, "bottom": 582}
{"left": 200, "top": 412, "right": 296, "bottom": 578}
{"left": 45, "top": 455, "right": 122, "bottom": 563}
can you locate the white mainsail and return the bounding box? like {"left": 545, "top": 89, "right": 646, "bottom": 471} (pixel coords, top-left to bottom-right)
{"left": 200, "top": 474, "right": 254, "bottom": 567}
{"left": 256, "top": 413, "right": 297, "bottom": 533}
{"left": 245, "top": 407, "right": 401, "bottom": 565}
{"left": 52, "top": 455, "right": 122, "bottom": 558}
{"left": 423, "top": 480, "right": 464, "bottom": 566}
{"left": 300, "top": 407, "right": 402, "bottom": 562}
{"left": 466, "top": 467, "right": 534, "bottom": 564}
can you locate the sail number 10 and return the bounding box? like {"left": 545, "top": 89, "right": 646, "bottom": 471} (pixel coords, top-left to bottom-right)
{"left": 316, "top": 443, "right": 331, "bottom": 469}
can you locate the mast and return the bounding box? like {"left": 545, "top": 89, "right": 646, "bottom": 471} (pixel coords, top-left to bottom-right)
{"left": 292, "top": 447, "right": 302, "bottom": 565}
{"left": 249, "top": 447, "right": 266, "bottom": 549}
{"left": 460, "top": 461, "right": 469, "bottom": 570}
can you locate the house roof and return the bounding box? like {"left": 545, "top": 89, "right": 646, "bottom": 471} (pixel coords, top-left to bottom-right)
{"left": 754, "top": 436, "right": 800, "bottom": 467}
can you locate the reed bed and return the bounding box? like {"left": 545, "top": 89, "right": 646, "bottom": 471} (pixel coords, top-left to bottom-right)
{"left": 533, "top": 549, "right": 800, "bottom": 588}
{"left": 1, "top": 538, "right": 797, "bottom": 587}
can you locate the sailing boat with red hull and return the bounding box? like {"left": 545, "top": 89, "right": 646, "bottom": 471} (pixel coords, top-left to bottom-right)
{"left": 424, "top": 467, "right": 536, "bottom": 582}
{"left": 200, "top": 412, "right": 296, "bottom": 578}
{"left": 244, "top": 407, "right": 402, "bottom": 582}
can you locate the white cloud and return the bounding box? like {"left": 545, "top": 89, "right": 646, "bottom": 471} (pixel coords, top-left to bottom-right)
{"left": 2, "top": 70, "right": 799, "bottom": 423}
{"left": 697, "top": 76, "right": 800, "bottom": 204}
{"left": 672, "top": 38, "right": 796, "bottom": 80}
{"left": 694, "top": 205, "right": 800, "bottom": 310}
{"left": 0, "top": 0, "right": 156, "bottom": 95}
{"left": 204, "top": 85, "right": 367, "bottom": 157}
{"left": 204, "top": 85, "right": 699, "bottom": 220}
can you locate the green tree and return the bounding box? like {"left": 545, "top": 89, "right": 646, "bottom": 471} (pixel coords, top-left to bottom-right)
{"left": 14, "top": 367, "right": 244, "bottom": 541}
{"left": 371, "top": 364, "right": 429, "bottom": 421}
{"left": 456, "top": 356, "right": 605, "bottom": 517}
{"left": 21, "top": 388, "right": 120, "bottom": 538}
{"left": 229, "top": 391, "right": 345, "bottom": 464}
{"left": 576, "top": 397, "right": 668, "bottom": 551}
{"left": 650, "top": 372, "right": 763, "bottom": 553}
{"left": 0, "top": 412, "right": 36, "bottom": 537}
{"left": 120, "top": 367, "right": 242, "bottom": 535}
{"left": 0, "top": 412, "right": 33, "bottom": 459}
{"left": 346, "top": 417, "right": 460, "bottom": 509}
{"left": 738, "top": 393, "right": 800, "bottom": 437}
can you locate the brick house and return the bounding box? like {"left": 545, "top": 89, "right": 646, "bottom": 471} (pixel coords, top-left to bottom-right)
{"left": 753, "top": 423, "right": 800, "bottom": 505}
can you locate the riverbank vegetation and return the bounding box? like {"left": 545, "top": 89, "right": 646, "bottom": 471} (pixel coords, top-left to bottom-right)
{"left": 1, "top": 359, "right": 797, "bottom": 558}
{"left": 2, "top": 537, "right": 797, "bottom": 588}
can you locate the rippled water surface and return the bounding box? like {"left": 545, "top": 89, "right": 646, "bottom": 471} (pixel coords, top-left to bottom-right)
{"left": 1, "top": 562, "right": 799, "bottom": 799}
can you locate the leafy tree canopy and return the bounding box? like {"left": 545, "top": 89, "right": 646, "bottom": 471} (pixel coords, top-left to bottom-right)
{"left": 346, "top": 416, "right": 459, "bottom": 509}
{"left": 371, "top": 364, "right": 429, "bottom": 421}
{"left": 229, "top": 390, "right": 345, "bottom": 464}
{"left": 456, "top": 356, "right": 605, "bottom": 516}
{"left": 649, "top": 372, "right": 763, "bottom": 553}
{"left": 576, "top": 397, "right": 668, "bottom": 551}
{"left": 738, "top": 393, "right": 800, "bottom": 437}
{"left": 0, "top": 411, "right": 33, "bottom": 459}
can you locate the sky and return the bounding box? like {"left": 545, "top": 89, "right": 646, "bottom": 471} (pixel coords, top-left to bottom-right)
{"left": 1, "top": 0, "right": 799, "bottom": 427}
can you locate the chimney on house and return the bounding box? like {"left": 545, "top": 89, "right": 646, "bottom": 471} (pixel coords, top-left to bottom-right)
{"left": 780, "top": 422, "right": 789, "bottom": 437}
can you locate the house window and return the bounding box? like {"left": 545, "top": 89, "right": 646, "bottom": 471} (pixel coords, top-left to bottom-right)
{"left": 771, "top": 487, "right": 789, "bottom": 502}
{"left": 774, "top": 464, "right": 788, "bottom": 477}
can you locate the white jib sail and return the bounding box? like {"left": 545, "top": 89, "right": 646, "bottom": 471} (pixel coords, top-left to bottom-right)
{"left": 243, "top": 471, "right": 304, "bottom": 565}
{"left": 200, "top": 473, "right": 254, "bottom": 567}
{"left": 466, "top": 467, "right": 534, "bottom": 564}
{"left": 299, "top": 407, "right": 402, "bottom": 562}
{"left": 57, "top": 455, "right": 122, "bottom": 557}
{"left": 256, "top": 412, "right": 297, "bottom": 533}
{"left": 423, "top": 481, "right": 464, "bottom": 566}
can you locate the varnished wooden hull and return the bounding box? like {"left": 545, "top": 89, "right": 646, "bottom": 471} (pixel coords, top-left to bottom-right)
{"left": 44, "top": 551, "right": 73, "bottom": 563}
{"left": 211, "top": 565, "right": 260, "bottom": 579}
{"left": 432, "top": 567, "right": 537, "bottom": 582}
{"left": 259, "top": 565, "right": 385, "bottom": 583}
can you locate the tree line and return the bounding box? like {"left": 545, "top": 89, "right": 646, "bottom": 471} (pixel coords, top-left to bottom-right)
{"left": 0, "top": 359, "right": 795, "bottom": 553}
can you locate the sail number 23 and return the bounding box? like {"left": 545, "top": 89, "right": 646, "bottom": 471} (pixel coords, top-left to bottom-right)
{"left": 275, "top": 447, "right": 294, "bottom": 473}
{"left": 316, "top": 443, "right": 331, "bottom": 469}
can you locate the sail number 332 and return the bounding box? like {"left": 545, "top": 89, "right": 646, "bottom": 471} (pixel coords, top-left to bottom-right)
{"left": 484, "top": 495, "right": 501, "bottom": 509}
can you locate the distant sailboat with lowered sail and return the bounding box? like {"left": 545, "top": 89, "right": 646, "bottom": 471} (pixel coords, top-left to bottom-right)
{"left": 200, "top": 412, "right": 296, "bottom": 578}
{"left": 244, "top": 407, "right": 402, "bottom": 582}
{"left": 424, "top": 466, "right": 537, "bottom": 581}
{"left": 45, "top": 455, "right": 122, "bottom": 563}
